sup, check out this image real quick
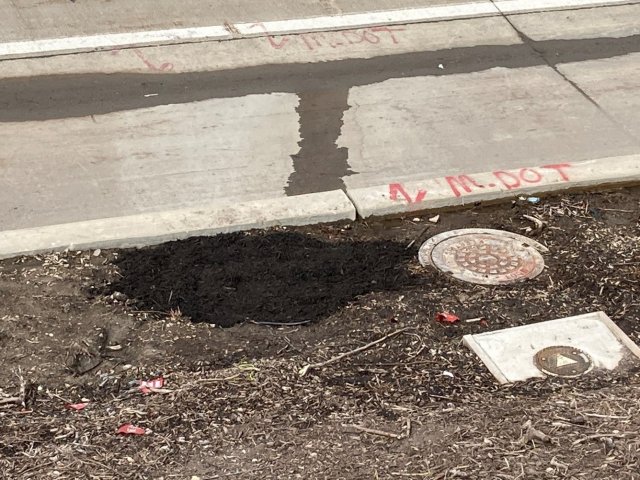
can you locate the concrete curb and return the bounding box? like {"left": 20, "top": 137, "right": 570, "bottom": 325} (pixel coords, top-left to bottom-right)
{"left": 0, "top": 0, "right": 631, "bottom": 61}
{"left": 0, "top": 155, "right": 638, "bottom": 260}
{"left": 0, "top": 190, "right": 355, "bottom": 259}
{"left": 345, "top": 155, "right": 640, "bottom": 218}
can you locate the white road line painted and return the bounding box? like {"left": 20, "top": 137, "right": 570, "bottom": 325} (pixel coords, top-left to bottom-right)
{"left": 494, "top": 0, "right": 635, "bottom": 13}
{"left": 0, "top": 0, "right": 635, "bottom": 60}
{"left": 234, "top": 2, "right": 498, "bottom": 36}
{"left": 0, "top": 26, "right": 231, "bottom": 60}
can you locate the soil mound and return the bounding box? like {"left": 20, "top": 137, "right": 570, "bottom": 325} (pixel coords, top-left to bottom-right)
{"left": 110, "top": 231, "right": 420, "bottom": 326}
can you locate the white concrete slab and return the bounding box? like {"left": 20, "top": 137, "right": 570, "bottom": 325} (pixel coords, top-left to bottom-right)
{"left": 558, "top": 54, "right": 640, "bottom": 140}
{"left": 0, "top": 16, "right": 520, "bottom": 78}
{"left": 494, "top": 0, "right": 633, "bottom": 14}
{"left": 345, "top": 155, "right": 640, "bottom": 217}
{"left": 0, "top": 190, "right": 356, "bottom": 259}
{"left": 340, "top": 67, "right": 639, "bottom": 192}
{"left": 463, "top": 312, "right": 640, "bottom": 384}
{"left": 507, "top": 3, "right": 640, "bottom": 40}
{"left": 0, "top": 93, "right": 300, "bottom": 230}
{"left": 0, "top": 27, "right": 232, "bottom": 60}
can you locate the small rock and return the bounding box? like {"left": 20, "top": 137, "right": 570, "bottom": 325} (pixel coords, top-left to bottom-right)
{"left": 111, "top": 291, "right": 128, "bottom": 302}
{"left": 429, "top": 215, "right": 440, "bottom": 223}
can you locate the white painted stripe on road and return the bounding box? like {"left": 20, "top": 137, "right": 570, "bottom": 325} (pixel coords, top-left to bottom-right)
{"left": 0, "top": 26, "right": 232, "bottom": 60}
{"left": 234, "top": 2, "right": 498, "bottom": 36}
{"left": 494, "top": 0, "right": 634, "bottom": 13}
{"left": 0, "top": 0, "right": 636, "bottom": 60}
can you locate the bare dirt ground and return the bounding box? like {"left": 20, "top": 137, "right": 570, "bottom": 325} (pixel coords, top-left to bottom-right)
{"left": 0, "top": 187, "right": 639, "bottom": 479}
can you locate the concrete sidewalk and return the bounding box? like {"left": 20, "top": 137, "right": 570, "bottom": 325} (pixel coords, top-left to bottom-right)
{"left": 0, "top": 3, "right": 639, "bottom": 258}
{"left": 0, "top": 155, "right": 637, "bottom": 259}
{"left": 1, "top": 0, "right": 635, "bottom": 60}
{"left": 0, "top": 0, "right": 473, "bottom": 43}
{"left": 0, "top": 0, "right": 424, "bottom": 33}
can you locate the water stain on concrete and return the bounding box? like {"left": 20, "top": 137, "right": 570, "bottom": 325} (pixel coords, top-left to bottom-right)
{"left": 285, "top": 89, "right": 354, "bottom": 196}
{"left": 1, "top": 34, "right": 639, "bottom": 123}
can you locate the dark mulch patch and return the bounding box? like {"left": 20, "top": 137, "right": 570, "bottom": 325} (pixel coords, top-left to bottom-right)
{"left": 111, "top": 232, "right": 419, "bottom": 327}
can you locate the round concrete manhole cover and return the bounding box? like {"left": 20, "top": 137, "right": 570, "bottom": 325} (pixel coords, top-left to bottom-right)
{"left": 534, "top": 346, "right": 593, "bottom": 378}
{"left": 418, "top": 228, "right": 547, "bottom": 285}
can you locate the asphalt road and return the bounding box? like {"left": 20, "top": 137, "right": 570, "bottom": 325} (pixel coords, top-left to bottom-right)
{"left": 0, "top": 2, "right": 639, "bottom": 231}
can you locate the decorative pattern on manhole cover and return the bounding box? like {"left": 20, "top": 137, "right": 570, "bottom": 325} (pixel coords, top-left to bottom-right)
{"left": 534, "top": 346, "right": 593, "bottom": 378}
{"left": 418, "top": 228, "right": 548, "bottom": 285}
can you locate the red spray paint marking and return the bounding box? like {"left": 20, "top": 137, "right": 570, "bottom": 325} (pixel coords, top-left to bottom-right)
{"left": 445, "top": 175, "right": 485, "bottom": 198}
{"left": 132, "top": 49, "right": 173, "bottom": 72}
{"left": 493, "top": 170, "right": 521, "bottom": 190}
{"left": 519, "top": 168, "right": 543, "bottom": 183}
{"left": 492, "top": 166, "right": 572, "bottom": 192}
{"left": 541, "top": 163, "right": 572, "bottom": 181}
{"left": 110, "top": 49, "right": 173, "bottom": 72}
{"left": 389, "top": 183, "right": 426, "bottom": 204}
{"left": 370, "top": 26, "right": 404, "bottom": 44}
{"left": 249, "top": 23, "right": 290, "bottom": 49}
{"left": 256, "top": 25, "right": 405, "bottom": 51}
{"left": 389, "top": 163, "right": 573, "bottom": 202}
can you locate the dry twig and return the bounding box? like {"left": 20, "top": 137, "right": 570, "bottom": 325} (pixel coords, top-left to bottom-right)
{"left": 572, "top": 432, "right": 638, "bottom": 445}
{"left": 343, "top": 424, "right": 404, "bottom": 439}
{"left": 299, "top": 327, "right": 411, "bottom": 376}
{"left": 520, "top": 420, "right": 552, "bottom": 444}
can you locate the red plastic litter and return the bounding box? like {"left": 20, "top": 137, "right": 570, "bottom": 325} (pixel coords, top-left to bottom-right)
{"left": 435, "top": 312, "right": 460, "bottom": 323}
{"left": 139, "top": 376, "right": 165, "bottom": 394}
{"left": 117, "top": 424, "right": 146, "bottom": 435}
{"left": 66, "top": 402, "right": 87, "bottom": 411}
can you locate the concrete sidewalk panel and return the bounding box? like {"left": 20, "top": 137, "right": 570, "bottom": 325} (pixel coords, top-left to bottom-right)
{"left": 340, "top": 67, "right": 639, "bottom": 191}
{"left": 0, "top": 0, "right": 632, "bottom": 60}
{"left": 346, "top": 155, "right": 640, "bottom": 218}
{"left": 507, "top": 2, "right": 640, "bottom": 40}
{"left": 558, "top": 54, "right": 640, "bottom": 140}
{"left": 463, "top": 311, "right": 640, "bottom": 384}
{"left": 0, "top": 191, "right": 356, "bottom": 259}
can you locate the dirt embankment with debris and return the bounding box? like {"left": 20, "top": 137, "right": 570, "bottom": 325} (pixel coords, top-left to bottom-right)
{"left": 0, "top": 188, "right": 638, "bottom": 479}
